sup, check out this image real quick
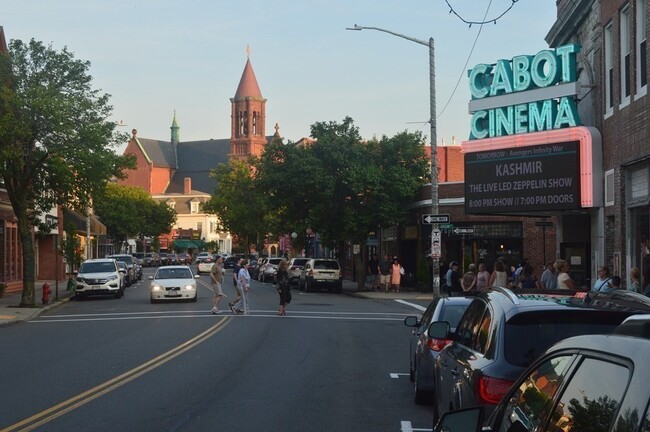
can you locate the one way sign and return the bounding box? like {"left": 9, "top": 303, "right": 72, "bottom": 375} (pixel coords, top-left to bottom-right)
{"left": 422, "top": 214, "right": 450, "bottom": 224}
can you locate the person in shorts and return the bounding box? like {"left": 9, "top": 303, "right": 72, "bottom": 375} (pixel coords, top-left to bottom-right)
{"left": 210, "top": 256, "right": 226, "bottom": 314}
{"left": 378, "top": 254, "right": 392, "bottom": 293}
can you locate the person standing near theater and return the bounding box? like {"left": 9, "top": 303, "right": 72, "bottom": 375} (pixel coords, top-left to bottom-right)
{"left": 555, "top": 260, "right": 574, "bottom": 289}
{"left": 540, "top": 261, "right": 557, "bottom": 289}
{"left": 378, "top": 254, "right": 392, "bottom": 293}
{"left": 592, "top": 266, "right": 612, "bottom": 292}
{"left": 390, "top": 257, "right": 402, "bottom": 293}
{"left": 475, "top": 263, "right": 490, "bottom": 292}
{"left": 210, "top": 256, "right": 225, "bottom": 314}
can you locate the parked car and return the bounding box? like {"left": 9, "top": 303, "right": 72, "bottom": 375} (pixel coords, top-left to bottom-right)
{"left": 247, "top": 258, "right": 260, "bottom": 279}
{"left": 258, "top": 257, "right": 283, "bottom": 282}
{"left": 403, "top": 295, "right": 475, "bottom": 404}
{"left": 429, "top": 287, "right": 650, "bottom": 424}
{"left": 223, "top": 256, "right": 241, "bottom": 270}
{"left": 196, "top": 257, "right": 214, "bottom": 274}
{"left": 115, "top": 260, "right": 131, "bottom": 287}
{"left": 435, "top": 314, "right": 650, "bottom": 431}
{"left": 176, "top": 253, "right": 191, "bottom": 264}
{"left": 288, "top": 257, "right": 309, "bottom": 286}
{"left": 195, "top": 252, "right": 211, "bottom": 264}
{"left": 158, "top": 252, "right": 170, "bottom": 266}
{"left": 107, "top": 254, "right": 138, "bottom": 283}
{"left": 148, "top": 265, "right": 199, "bottom": 303}
{"left": 74, "top": 258, "right": 124, "bottom": 300}
{"left": 299, "top": 258, "right": 342, "bottom": 293}
{"left": 132, "top": 252, "right": 147, "bottom": 266}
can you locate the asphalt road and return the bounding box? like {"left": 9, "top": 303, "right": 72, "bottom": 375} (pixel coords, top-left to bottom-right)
{"left": 0, "top": 268, "right": 434, "bottom": 432}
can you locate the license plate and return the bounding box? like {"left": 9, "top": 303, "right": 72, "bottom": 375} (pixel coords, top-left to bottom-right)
{"left": 92, "top": 285, "right": 101, "bottom": 290}
{"left": 166, "top": 292, "right": 181, "bottom": 297}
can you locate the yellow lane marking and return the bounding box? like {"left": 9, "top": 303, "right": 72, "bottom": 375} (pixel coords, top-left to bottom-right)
{"left": 0, "top": 317, "right": 231, "bottom": 432}
{"left": 0, "top": 315, "right": 15, "bottom": 320}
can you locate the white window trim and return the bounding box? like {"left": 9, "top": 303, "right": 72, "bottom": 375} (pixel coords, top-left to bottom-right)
{"left": 620, "top": 6, "right": 632, "bottom": 108}
{"left": 190, "top": 201, "right": 199, "bottom": 214}
{"left": 605, "top": 169, "right": 615, "bottom": 207}
{"left": 635, "top": 0, "right": 647, "bottom": 99}
{"left": 605, "top": 22, "right": 615, "bottom": 117}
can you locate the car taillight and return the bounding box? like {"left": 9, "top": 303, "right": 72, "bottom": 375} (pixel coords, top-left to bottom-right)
{"left": 477, "top": 376, "right": 514, "bottom": 405}
{"left": 427, "top": 338, "right": 452, "bottom": 352}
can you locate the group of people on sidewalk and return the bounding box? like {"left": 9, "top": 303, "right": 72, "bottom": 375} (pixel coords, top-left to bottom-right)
{"left": 209, "top": 256, "right": 291, "bottom": 316}
{"left": 367, "top": 254, "right": 405, "bottom": 293}
{"left": 442, "top": 257, "right": 648, "bottom": 296}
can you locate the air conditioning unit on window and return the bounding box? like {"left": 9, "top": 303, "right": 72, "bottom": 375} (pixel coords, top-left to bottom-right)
{"left": 604, "top": 169, "right": 615, "bottom": 207}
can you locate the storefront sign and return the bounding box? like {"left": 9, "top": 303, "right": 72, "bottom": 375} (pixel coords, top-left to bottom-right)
{"left": 465, "top": 141, "right": 580, "bottom": 214}
{"left": 468, "top": 44, "right": 581, "bottom": 140}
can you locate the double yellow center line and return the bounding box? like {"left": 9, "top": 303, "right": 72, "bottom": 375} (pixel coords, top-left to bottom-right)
{"left": 1, "top": 317, "right": 231, "bottom": 432}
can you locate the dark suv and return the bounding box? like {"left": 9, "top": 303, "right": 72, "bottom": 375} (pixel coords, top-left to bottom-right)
{"left": 435, "top": 313, "right": 650, "bottom": 432}
{"left": 429, "top": 287, "right": 650, "bottom": 425}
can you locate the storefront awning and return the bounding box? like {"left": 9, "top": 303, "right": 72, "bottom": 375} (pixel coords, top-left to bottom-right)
{"left": 173, "top": 239, "right": 203, "bottom": 249}
{"left": 62, "top": 209, "right": 107, "bottom": 236}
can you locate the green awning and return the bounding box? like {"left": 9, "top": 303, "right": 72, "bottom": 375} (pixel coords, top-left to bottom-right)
{"left": 173, "top": 239, "right": 203, "bottom": 249}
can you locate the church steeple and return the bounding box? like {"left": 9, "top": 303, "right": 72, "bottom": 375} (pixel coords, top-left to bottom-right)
{"left": 170, "top": 110, "right": 180, "bottom": 145}
{"left": 230, "top": 46, "right": 268, "bottom": 161}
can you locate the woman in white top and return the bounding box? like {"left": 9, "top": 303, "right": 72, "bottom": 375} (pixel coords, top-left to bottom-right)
{"left": 234, "top": 260, "right": 252, "bottom": 314}
{"left": 555, "top": 260, "right": 574, "bottom": 289}
{"left": 489, "top": 260, "right": 509, "bottom": 288}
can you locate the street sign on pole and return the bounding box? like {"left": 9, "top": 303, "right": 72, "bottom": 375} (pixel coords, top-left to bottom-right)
{"left": 453, "top": 227, "right": 474, "bottom": 235}
{"left": 431, "top": 229, "right": 441, "bottom": 258}
{"left": 422, "top": 214, "right": 450, "bottom": 224}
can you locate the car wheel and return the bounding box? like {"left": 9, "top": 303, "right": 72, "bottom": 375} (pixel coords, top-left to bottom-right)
{"left": 409, "top": 360, "right": 415, "bottom": 382}
{"left": 335, "top": 281, "right": 342, "bottom": 294}
{"left": 114, "top": 291, "right": 121, "bottom": 299}
{"left": 75, "top": 293, "right": 85, "bottom": 301}
{"left": 150, "top": 298, "right": 157, "bottom": 304}
{"left": 191, "top": 295, "right": 197, "bottom": 303}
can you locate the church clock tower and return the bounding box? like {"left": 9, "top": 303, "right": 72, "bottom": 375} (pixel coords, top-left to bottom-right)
{"left": 230, "top": 48, "right": 267, "bottom": 161}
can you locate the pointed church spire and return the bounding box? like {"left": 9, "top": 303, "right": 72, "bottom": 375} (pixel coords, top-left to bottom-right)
{"left": 0, "top": 26, "right": 8, "bottom": 54}
{"left": 234, "top": 46, "right": 263, "bottom": 100}
{"left": 170, "top": 110, "right": 180, "bottom": 145}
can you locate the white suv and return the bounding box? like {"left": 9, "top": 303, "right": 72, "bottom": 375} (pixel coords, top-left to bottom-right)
{"left": 299, "top": 258, "right": 342, "bottom": 293}
{"left": 75, "top": 258, "right": 124, "bottom": 299}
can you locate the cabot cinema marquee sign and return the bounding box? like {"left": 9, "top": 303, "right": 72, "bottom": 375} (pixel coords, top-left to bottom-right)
{"left": 462, "top": 44, "right": 602, "bottom": 215}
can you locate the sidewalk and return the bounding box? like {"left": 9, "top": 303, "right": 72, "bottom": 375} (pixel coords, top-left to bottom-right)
{"left": 0, "top": 278, "right": 433, "bottom": 327}
{"left": 0, "top": 280, "right": 74, "bottom": 328}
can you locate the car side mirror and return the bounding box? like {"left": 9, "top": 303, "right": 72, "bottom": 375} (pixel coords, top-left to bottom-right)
{"left": 194, "top": 275, "right": 200, "bottom": 279}
{"left": 404, "top": 316, "right": 419, "bottom": 327}
{"left": 427, "top": 321, "right": 451, "bottom": 339}
{"left": 434, "top": 406, "right": 485, "bottom": 432}
{"left": 148, "top": 276, "right": 154, "bottom": 280}
{"left": 119, "top": 269, "right": 126, "bottom": 274}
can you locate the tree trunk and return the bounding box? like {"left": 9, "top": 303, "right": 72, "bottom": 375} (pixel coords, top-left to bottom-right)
{"left": 354, "top": 240, "right": 367, "bottom": 291}
{"left": 19, "top": 217, "right": 36, "bottom": 307}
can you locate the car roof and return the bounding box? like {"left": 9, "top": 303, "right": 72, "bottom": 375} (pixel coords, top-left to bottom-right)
{"left": 483, "top": 287, "right": 650, "bottom": 318}
{"left": 84, "top": 258, "right": 116, "bottom": 263}
{"left": 548, "top": 332, "right": 650, "bottom": 364}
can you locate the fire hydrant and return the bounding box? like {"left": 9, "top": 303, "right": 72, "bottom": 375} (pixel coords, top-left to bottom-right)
{"left": 42, "top": 282, "right": 51, "bottom": 305}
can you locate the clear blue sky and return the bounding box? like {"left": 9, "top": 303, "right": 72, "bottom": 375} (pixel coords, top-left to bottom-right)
{"left": 4, "top": 0, "right": 556, "bottom": 150}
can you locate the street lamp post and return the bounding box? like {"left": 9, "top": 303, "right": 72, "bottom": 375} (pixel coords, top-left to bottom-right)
{"left": 347, "top": 24, "right": 440, "bottom": 296}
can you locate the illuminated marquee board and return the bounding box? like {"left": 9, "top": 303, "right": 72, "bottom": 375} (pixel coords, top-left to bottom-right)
{"left": 465, "top": 141, "right": 581, "bottom": 214}
{"left": 468, "top": 44, "right": 581, "bottom": 140}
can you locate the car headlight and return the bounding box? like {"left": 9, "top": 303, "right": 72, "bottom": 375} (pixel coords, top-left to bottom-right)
{"left": 151, "top": 285, "right": 163, "bottom": 291}
{"left": 184, "top": 284, "right": 196, "bottom": 290}
{"left": 108, "top": 275, "right": 118, "bottom": 281}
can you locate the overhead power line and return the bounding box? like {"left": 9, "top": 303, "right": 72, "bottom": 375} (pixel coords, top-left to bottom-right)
{"left": 443, "top": 0, "right": 519, "bottom": 26}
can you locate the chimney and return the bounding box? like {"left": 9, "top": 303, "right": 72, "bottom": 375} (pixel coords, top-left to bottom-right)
{"left": 184, "top": 177, "right": 191, "bottom": 195}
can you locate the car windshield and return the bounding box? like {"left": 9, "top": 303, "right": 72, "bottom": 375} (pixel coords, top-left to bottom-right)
{"left": 505, "top": 310, "right": 634, "bottom": 367}
{"left": 155, "top": 268, "right": 193, "bottom": 279}
{"left": 314, "top": 260, "right": 339, "bottom": 270}
{"left": 111, "top": 255, "right": 134, "bottom": 265}
{"left": 80, "top": 262, "right": 116, "bottom": 273}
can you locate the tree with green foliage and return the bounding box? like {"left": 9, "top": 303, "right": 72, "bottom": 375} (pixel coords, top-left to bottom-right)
{"left": 93, "top": 183, "right": 176, "bottom": 245}
{"left": 0, "top": 38, "right": 135, "bottom": 307}
{"left": 59, "top": 222, "right": 82, "bottom": 276}
{"left": 254, "top": 117, "right": 429, "bottom": 286}
{"left": 203, "top": 159, "right": 266, "bottom": 255}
